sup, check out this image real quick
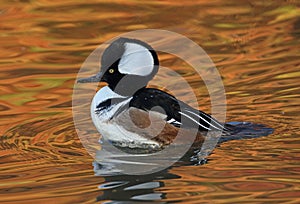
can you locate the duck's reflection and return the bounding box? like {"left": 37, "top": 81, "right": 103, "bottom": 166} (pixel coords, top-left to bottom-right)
{"left": 95, "top": 162, "right": 179, "bottom": 203}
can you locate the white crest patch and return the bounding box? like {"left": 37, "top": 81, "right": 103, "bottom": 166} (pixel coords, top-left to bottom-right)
{"left": 119, "top": 42, "right": 154, "bottom": 76}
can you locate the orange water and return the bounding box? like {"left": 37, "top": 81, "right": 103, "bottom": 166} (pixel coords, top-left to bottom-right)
{"left": 1, "top": 0, "right": 300, "bottom": 203}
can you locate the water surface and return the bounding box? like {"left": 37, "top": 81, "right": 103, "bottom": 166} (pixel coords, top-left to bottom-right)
{"left": 0, "top": 0, "right": 300, "bottom": 203}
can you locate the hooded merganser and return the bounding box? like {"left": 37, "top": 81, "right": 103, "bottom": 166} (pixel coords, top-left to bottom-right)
{"left": 78, "top": 37, "right": 231, "bottom": 151}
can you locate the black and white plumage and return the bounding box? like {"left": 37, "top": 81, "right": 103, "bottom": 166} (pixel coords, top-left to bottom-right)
{"left": 78, "top": 37, "right": 231, "bottom": 149}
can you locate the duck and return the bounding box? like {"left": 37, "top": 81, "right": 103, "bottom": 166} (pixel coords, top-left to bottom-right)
{"left": 77, "top": 37, "right": 232, "bottom": 152}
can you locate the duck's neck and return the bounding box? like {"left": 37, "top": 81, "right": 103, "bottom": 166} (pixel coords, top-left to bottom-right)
{"left": 108, "top": 76, "right": 148, "bottom": 96}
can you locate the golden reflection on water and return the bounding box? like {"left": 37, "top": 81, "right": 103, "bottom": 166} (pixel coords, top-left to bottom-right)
{"left": 0, "top": 0, "right": 300, "bottom": 203}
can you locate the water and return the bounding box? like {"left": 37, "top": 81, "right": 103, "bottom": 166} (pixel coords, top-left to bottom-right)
{"left": 1, "top": 0, "right": 300, "bottom": 203}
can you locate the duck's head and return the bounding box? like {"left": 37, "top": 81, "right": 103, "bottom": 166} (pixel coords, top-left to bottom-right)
{"left": 78, "top": 37, "right": 159, "bottom": 95}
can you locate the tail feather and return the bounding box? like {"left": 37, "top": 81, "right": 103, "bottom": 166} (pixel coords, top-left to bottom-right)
{"left": 219, "top": 122, "right": 274, "bottom": 143}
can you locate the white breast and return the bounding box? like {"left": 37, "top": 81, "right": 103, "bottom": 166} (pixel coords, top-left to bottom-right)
{"left": 91, "top": 86, "right": 160, "bottom": 148}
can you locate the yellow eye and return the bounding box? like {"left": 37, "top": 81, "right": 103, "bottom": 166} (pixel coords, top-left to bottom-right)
{"left": 108, "top": 69, "right": 114, "bottom": 74}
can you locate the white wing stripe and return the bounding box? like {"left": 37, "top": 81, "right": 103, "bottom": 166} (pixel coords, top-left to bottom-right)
{"left": 179, "top": 111, "right": 211, "bottom": 130}
{"left": 167, "top": 118, "right": 175, "bottom": 123}
{"left": 173, "top": 121, "right": 182, "bottom": 125}
{"left": 201, "top": 112, "right": 225, "bottom": 129}
{"left": 167, "top": 118, "right": 181, "bottom": 125}
{"left": 184, "top": 109, "right": 223, "bottom": 131}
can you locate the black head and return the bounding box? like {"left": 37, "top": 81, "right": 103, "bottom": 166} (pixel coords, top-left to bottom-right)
{"left": 78, "top": 37, "right": 159, "bottom": 96}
